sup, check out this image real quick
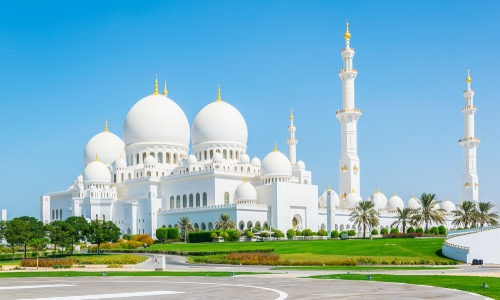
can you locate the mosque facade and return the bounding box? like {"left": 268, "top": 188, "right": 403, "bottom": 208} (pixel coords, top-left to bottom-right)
{"left": 40, "top": 23, "right": 475, "bottom": 238}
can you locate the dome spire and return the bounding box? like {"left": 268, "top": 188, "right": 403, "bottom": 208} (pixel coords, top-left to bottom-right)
{"left": 95, "top": 154, "right": 99, "bottom": 161}
{"left": 327, "top": 184, "right": 331, "bottom": 191}
{"left": 163, "top": 80, "right": 168, "bottom": 96}
{"left": 290, "top": 109, "right": 294, "bottom": 121}
{"left": 344, "top": 19, "right": 351, "bottom": 40}
{"left": 104, "top": 119, "right": 108, "bottom": 132}
{"left": 466, "top": 68, "right": 472, "bottom": 90}
{"left": 273, "top": 142, "right": 278, "bottom": 152}
{"left": 216, "top": 84, "right": 221, "bottom": 102}
{"left": 153, "top": 74, "right": 159, "bottom": 95}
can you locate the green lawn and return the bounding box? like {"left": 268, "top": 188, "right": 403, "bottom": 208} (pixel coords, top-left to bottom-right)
{"left": 1, "top": 254, "right": 147, "bottom": 267}
{"left": 309, "top": 274, "right": 499, "bottom": 299}
{"left": 0, "top": 271, "right": 260, "bottom": 278}
{"left": 272, "top": 266, "right": 458, "bottom": 271}
{"left": 149, "top": 238, "right": 454, "bottom": 264}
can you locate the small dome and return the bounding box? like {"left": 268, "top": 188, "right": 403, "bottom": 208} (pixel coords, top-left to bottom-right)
{"left": 144, "top": 155, "right": 156, "bottom": 166}
{"left": 319, "top": 189, "right": 340, "bottom": 208}
{"left": 83, "top": 130, "right": 126, "bottom": 167}
{"left": 344, "top": 192, "right": 362, "bottom": 208}
{"left": 123, "top": 94, "right": 190, "bottom": 147}
{"left": 240, "top": 153, "right": 250, "bottom": 163}
{"left": 213, "top": 152, "right": 223, "bottom": 162}
{"left": 407, "top": 196, "right": 421, "bottom": 209}
{"left": 433, "top": 202, "right": 441, "bottom": 210}
{"left": 83, "top": 160, "right": 111, "bottom": 183}
{"left": 115, "top": 157, "right": 127, "bottom": 168}
{"left": 251, "top": 156, "right": 261, "bottom": 166}
{"left": 234, "top": 181, "right": 257, "bottom": 202}
{"left": 387, "top": 194, "right": 404, "bottom": 211}
{"left": 187, "top": 154, "right": 197, "bottom": 164}
{"left": 77, "top": 175, "right": 83, "bottom": 183}
{"left": 179, "top": 157, "right": 188, "bottom": 167}
{"left": 261, "top": 147, "right": 292, "bottom": 177}
{"left": 442, "top": 198, "right": 456, "bottom": 213}
{"left": 370, "top": 191, "right": 388, "bottom": 210}
{"left": 296, "top": 160, "right": 305, "bottom": 170}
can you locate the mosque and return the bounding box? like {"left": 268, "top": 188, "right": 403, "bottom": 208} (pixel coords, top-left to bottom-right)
{"left": 40, "top": 22, "right": 478, "bottom": 238}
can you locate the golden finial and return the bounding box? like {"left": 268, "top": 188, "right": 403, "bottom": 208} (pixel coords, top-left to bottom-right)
{"left": 273, "top": 142, "right": 278, "bottom": 152}
{"left": 216, "top": 84, "right": 221, "bottom": 102}
{"left": 466, "top": 68, "right": 472, "bottom": 83}
{"left": 290, "top": 109, "right": 294, "bottom": 121}
{"left": 163, "top": 80, "right": 168, "bottom": 96}
{"left": 394, "top": 191, "right": 397, "bottom": 196}
{"left": 412, "top": 193, "right": 415, "bottom": 198}
{"left": 378, "top": 187, "right": 380, "bottom": 193}
{"left": 344, "top": 20, "right": 351, "bottom": 39}
{"left": 153, "top": 75, "right": 159, "bottom": 95}
{"left": 95, "top": 154, "right": 99, "bottom": 161}
{"left": 243, "top": 177, "right": 247, "bottom": 183}
{"left": 104, "top": 119, "right": 108, "bottom": 132}
{"left": 328, "top": 184, "right": 331, "bottom": 191}
{"left": 352, "top": 187, "right": 355, "bottom": 193}
{"left": 373, "top": 189, "right": 376, "bottom": 194}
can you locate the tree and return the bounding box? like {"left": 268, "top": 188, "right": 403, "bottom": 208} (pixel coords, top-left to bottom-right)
{"left": 349, "top": 200, "right": 380, "bottom": 238}
{"left": 476, "top": 202, "right": 499, "bottom": 227}
{"left": 47, "top": 220, "right": 74, "bottom": 257}
{"left": 156, "top": 228, "right": 168, "bottom": 244}
{"left": 215, "top": 213, "right": 236, "bottom": 230}
{"left": 65, "top": 216, "right": 90, "bottom": 254}
{"left": 28, "top": 237, "right": 49, "bottom": 270}
{"left": 87, "top": 220, "right": 121, "bottom": 254}
{"left": 412, "top": 193, "right": 446, "bottom": 233}
{"left": 4, "top": 219, "right": 29, "bottom": 260}
{"left": 452, "top": 200, "right": 477, "bottom": 229}
{"left": 176, "top": 217, "right": 194, "bottom": 243}
{"left": 391, "top": 207, "right": 417, "bottom": 233}
{"left": 17, "top": 216, "right": 45, "bottom": 258}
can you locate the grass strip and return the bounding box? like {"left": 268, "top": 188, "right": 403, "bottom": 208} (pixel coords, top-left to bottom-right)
{"left": 272, "top": 266, "right": 458, "bottom": 271}
{"left": 309, "top": 274, "right": 500, "bottom": 299}
{"left": 0, "top": 271, "right": 262, "bottom": 278}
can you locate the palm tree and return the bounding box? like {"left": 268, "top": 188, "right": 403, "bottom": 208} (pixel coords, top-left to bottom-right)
{"left": 391, "top": 207, "right": 418, "bottom": 233}
{"left": 452, "top": 200, "right": 477, "bottom": 229}
{"left": 475, "top": 202, "right": 499, "bottom": 227}
{"left": 176, "top": 217, "right": 194, "bottom": 243}
{"left": 349, "top": 200, "right": 380, "bottom": 238}
{"left": 215, "top": 213, "right": 236, "bottom": 230}
{"left": 413, "top": 193, "right": 446, "bottom": 233}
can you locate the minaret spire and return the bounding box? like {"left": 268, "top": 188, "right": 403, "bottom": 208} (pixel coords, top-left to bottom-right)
{"left": 286, "top": 109, "right": 298, "bottom": 165}
{"left": 153, "top": 75, "right": 159, "bottom": 95}
{"left": 336, "top": 20, "right": 361, "bottom": 200}
{"left": 460, "top": 68, "right": 479, "bottom": 202}
{"left": 163, "top": 80, "right": 168, "bottom": 96}
{"left": 216, "top": 84, "right": 221, "bottom": 102}
{"left": 104, "top": 119, "right": 108, "bottom": 132}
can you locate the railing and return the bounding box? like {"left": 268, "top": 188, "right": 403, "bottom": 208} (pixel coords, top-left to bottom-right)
{"left": 462, "top": 106, "right": 477, "bottom": 110}
{"left": 458, "top": 137, "right": 481, "bottom": 143}
{"left": 338, "top": 69, "right": 358, "bottom": 74}
{"left": 336, "top": 108, "right": 362, "bottom": 114}
{"left": 444, "top": 225, "right": 500, "bottom": 250}
{"left": 160, "top": 202, "right": 270, "bottom": 213}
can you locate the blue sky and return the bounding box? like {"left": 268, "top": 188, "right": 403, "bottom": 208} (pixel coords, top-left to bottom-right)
{"left": 1, "top": 1, "right": 499, "bottom": 218}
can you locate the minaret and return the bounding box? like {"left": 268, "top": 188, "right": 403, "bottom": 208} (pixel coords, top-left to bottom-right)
{"left": 336, "top": 20, "right": 361, "bottom": 199}
{"left": 460, "top": 69, "right": 479, "bottom": 202}
{"left": 287, "top": 109, "right": 298, "bottom": 165}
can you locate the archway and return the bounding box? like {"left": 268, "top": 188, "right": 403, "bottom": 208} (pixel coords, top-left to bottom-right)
{"left": 292, "top": 214, "right": 302, "bottom": 231}
{"left": 239, "top": 221, "right": 244, "bottom": 230}
{"left": 247, "top": 221, "right": 253, "bottom": 229}
{"left": 208, "top": 222, "right": 213, "bottom": 230}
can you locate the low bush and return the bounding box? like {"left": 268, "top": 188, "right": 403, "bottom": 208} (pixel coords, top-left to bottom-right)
{"left": 416, "top": 227, "right": 424, "bottom": 234}
{"left": 73, "top": 255, "right": 146, "bottom": 265}
{"left": 295, "top": 230, "right": 302, "bottom": 237}
{"left": 132, "top": 234, "right": 154, "bottom": 246}
{"left": 302, "top": 229, "right": 313, "bottom": 236}
{"left": 429, "top": 227, "right": 439, "bottom": 235}
{"left": 317, "top": 229, "right": 328, "bottom": 237}
{"left": 273, "top": 230, "right": 285, "bottom": 238}
{"left": 107, "top": 264, "right": 123, "bottom": 268}
{"left": 21, "top": 258, "right": 76, "bottom": 268}
{"left": 380, "top": 228, "right": 388, "bottom": 235}
{"left": 245, "top": 231, "right": 254, "bottom": 238}
{"left": 348, "top": 230, "right": 356, "bottom": 236}
{"left": 231, "top": 230, "right": 242, "bottom": 241}
{"left": 456, "top": 227, "right": 463, "bottom": 231}
{"left": 390, "top": 228, "right": 400, "bottom": 234}
{"left": 382, "top": 232, "right": 423, "bottom": 238}
{"left": 438, "top": 225, "right": 446, "bottom": 235}
{"left": 122, "top": 234, "right": 133, "bottom": 240}
{"left": 407, "top": 227, "right": 415, "bottom": 233}
{"left": 210, "top": 232, "right": 218, "bottom": 239}
{"left": 227, "top": 252, "right": 280, "bottom": 265}
{"left": 371, "top": 229, "right": 378, "bottom": 235}
{"left": 330, "top": 230, "right": 339, "bottom": 238}
{"left": 286, "top": 229, "right": 296, "bottom": 239}
{"left": 260, "top": 232, "right": 269, "bottom": 238}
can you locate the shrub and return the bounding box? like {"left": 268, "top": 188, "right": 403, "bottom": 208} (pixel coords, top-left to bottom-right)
{"left": 438, "top": 225, "right": 447, "bottom": 235}
{"left": 429, "top": 227, "right": 439, "bottom": 235}
{"left": 295, "top": 230, "right": 302, "bottom": 237}
{"left": 302, "top": 229, "right": 313, "bottom": 236}
{"left": 390, "top": 228, "right": 399, "bottom": 234}
{"left": 348, "top": 230, "right": 356, "bottom": 236}
{"left": 317, "top": 229, "right": 328, "bottom": 237}
{"left": 457, "top": 227, "right": 463, "bottom": 231}
{"left": 245, "top": 231, "right": 254, "bottom": 238}
{"left": 407, "top": 227, "right": 415, "bottom": 233}
{"left": 210, "top": 232, "right": 218, "bottom": 239}
{"left": 371, "top": 229, "right": 378, "bottom": 235}
{"left": 167, "top": 228, "right": 179, "bottom": 241}
{"left": 416, "top": 227, "right": 424, "bottom": 234}
{"left": 156, "top": 228, "right": 168, "bottom": 243}
{"left": 230, "top": 230, "right": 241, "bottom": 241}
{"left": 21, "top": 258, "right": 75, "bottom": 268}
{"left": 107, "top": 264, "right": 123, "bottom": 268}
{"left": 132, "top": 234, "right": 154, "bottom": 246}
{"left": 73, "top": 254, "right": 146, "bottom": 265}
{"left": 330, "top": 230, "right": 339, "bottom": 238}
{"left": 380, "top": 228, "right": 388, "bottom": 235}
{"left": 273, "top": 230, "right": 285, "bottom": 238}
{"left": 260, "top": 232, "right": 269, "bottom": 238}
{"left": 286, "top": 229, "right": 296, "bottom": 239}
{"left": 122, "top": 234, "right": 133, "bottom": 240}
{"left": 382, "top": 232, "right": 423, "bottom": 238}
{"left": 221, "top": 232, "right": 229, "bottom": 240}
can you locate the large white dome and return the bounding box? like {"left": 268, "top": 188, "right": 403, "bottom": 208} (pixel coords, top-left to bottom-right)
{"left": 123, "top": 94, "right": 190, "bottom": 147}
{"left": 260, "top": 148, "right": 292, "bottom": 177}
{"left": 370, "top": 191, "right": 388, "bottom": 210}
{"left": 191, "top": 100, "right": 248, "bottom": 147}
{"left": 319, "top": 188, "right": 340, "bottom": 208}
{"left": 83, "top": 130, "right": 126, "bottom": 167}
{"left": 83, "top": 160, "right": 111, "bottom": 183}
{"left": 442, "top": 198, "right": 456, "bottom": 213}
{"left": 407, "top": 196, "right": 422, "bottom": 209}
{"left": 344, "top": 192, "right": 362, "bottom": 208}
{"left": 234, "top": 181, "right": 257, "bottom": 202}
{"left": 387, "top": 194, "right": 404, "bottom": 211}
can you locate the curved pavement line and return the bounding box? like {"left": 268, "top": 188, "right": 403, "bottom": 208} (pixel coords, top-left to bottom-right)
{"left": 170, "top": 281, "right": 288, "bottom": 300}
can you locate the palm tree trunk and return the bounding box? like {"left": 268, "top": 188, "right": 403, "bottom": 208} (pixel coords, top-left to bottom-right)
{"left": 363, "top": 224, "right": 366, "bottom": 239}
{"left": 403, "top": 222, "right": 406, "bottom": 234}
{"left": 425, "top": 220, "right": 429, "bottom": 234}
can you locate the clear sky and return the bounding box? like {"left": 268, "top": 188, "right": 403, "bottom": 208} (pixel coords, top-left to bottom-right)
{"left": 1, "top": 1, "right": 499, "bottom": 219}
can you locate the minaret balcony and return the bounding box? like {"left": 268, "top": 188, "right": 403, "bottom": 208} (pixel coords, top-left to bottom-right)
{"left": 462, "top": 106, "right": 477, "bottom": 111}
{"left": 336, "top": 108, "right": 362, "bottom": 114}
{"left": 339, "top": 69, "right": 358, "bottom": 74}
{"left": 458, "top": 137, "right": 481, "bottom": 143}
{"left": 341, "top": 47, "right": 355, "bottom": 52}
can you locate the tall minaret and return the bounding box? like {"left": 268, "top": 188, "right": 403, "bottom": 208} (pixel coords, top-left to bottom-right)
{"left": 336, "top": 20, "right": 361, "bottom": 199}
{"left": 287, "top": 109, "right": 298, "bottom": 165}
{"left": 460, "top": 69, "right": 479, "bottom": 202}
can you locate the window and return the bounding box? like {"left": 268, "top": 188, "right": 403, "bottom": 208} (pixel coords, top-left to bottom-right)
{"left": 210, "top": 150, "right": 213, "bottom": 159}
{"left": 103, "top": 214, "right": 105, "bottom": 221}
{"left": 230, "top": 150, "right": 233, "bottom": 159}
{"left": 60, "top": 209, "right": 62, "bottom": 219}
{"left": 147, "top": 171, "right": 151, "bottom": 177}
{"left": 223, "top": 150, "right": 227, "bottom": 159}
{"left": 96, "top": 214, "right": 98, "bottom": 220}
{"left": 204, "top": 151, "right": 207, "bottom": 160}
{"left": 201, "top": 223, "right": 206, "bottom": 230}
{"left": 114, "top": 174, "right": 116, "bottom": 183}
{"left": 52, "top": 210, "right": 55, "bottom": 220}
{"left": 56, "top": 209, "right": 59, "bottom": 219}
{"left": 247, "top": 167, "right": 250, "bottom": 172}
{"left": 203, "top": 192, "right": 207, "bottom": 206}
{"left": 121, "top": 173, "right": 124, "bottom": 182}
{"left": 136, "top": 154, "right": 139, "bottom": 165}
{"left": 224, "top": 192, "right": 229, "bottom": 204}
{"left": 166, "top": 153, "right": 171, "bottom": 163}
{"left": 173, "top": 153, "right": 177, "bottom": 164}
{"left": 158, "top": 153, "right": 163, "bottom": 163}
{"left": 176, "top": 195, "right": 181, "bottom": 208}
{"left": 128, "top": 173, "right": 131, "bottom": 179}
{"left": 236, "top": 152, "right": 239, "bottom": 159}
{"left": 196, "top": 193, "right": 200, "bottom": 207}
{"left": 150, "top": 152, "right": 155, "bottom": 158}
{"left": 183, "top": 195, "right": 187, "bottom": 208}
{"left": 170, "top": 196, "right": 174, "bottom": 209}
{"left": 142, "top": 152, "right": 146, "bottom": 162}
{"left": 189, "top": 194, "right": 193, "bottom": 207}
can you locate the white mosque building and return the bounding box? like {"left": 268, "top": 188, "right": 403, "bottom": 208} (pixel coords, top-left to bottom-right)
{"left": 40, "top": 22, "right": 477, "bottom": 238}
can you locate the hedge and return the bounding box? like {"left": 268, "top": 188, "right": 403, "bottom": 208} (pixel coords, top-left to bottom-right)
{"left": 188, "top": 230, "right": 240, "bottom": 243}
{"left": 382, "top": 232, "right": 423, "bottom": 238}
{"left": 99, "top": 249, "right": 274, "bottom": 256}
